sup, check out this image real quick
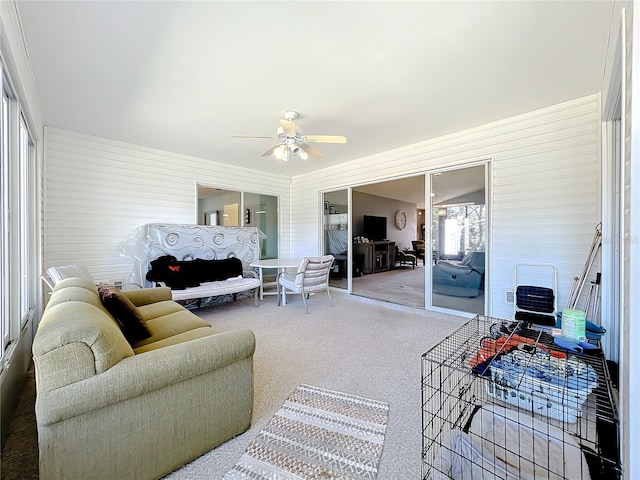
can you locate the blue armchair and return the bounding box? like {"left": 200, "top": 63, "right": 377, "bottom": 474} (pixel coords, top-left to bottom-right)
{"left": 432, "top": 251, "right": 485, "bottom": 297}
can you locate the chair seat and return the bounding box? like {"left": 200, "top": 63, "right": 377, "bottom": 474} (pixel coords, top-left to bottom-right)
{"left": 396, "top": 250, "right": 417, "bottom": 268}
{"left": 278, "top": 276, "right": 301, "bottom": 292}
{"left": 277, "top": 255, "right": 334, "bottom": 313}
{"left": 411, "top": 241, "right": 426, "bottom": 265}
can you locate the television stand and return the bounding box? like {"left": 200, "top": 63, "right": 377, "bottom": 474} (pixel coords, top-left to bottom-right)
{"left": 353, "top": 241, "right": 396, "bottom": 274}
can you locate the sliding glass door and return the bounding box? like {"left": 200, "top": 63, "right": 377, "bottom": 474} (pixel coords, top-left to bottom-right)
{"left": 323, "top": 189, "right": 349, "bottom": 290}
{"left": 319, "top": 164, "right": 488, "bottom": 314}
{"left": 429, "top": 164, "right": 487, "bottom": 315}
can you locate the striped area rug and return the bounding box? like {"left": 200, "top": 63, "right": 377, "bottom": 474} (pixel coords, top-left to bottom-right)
{"left": 224, "top": 384, "right": 389, "bottom": 479}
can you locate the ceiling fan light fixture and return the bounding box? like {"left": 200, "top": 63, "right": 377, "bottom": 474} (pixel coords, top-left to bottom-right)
{"left": 287, "top": 144, "right": 309, "bottom": 161}
{"left": 273, "top": 145, "right": 286, "bottom": 160}
{"left": 234, "top": 110, "right": 346, "bottom": 162}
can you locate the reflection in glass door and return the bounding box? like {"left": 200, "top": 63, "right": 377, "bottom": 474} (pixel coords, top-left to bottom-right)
{"left": 244, "top": 192, "right": 278, "bottom": 259}
{"left": 323, "top": 190, "right": 349, "bottom": 289}
{"left": 197, "top": 186, "right": 278, "bottom": 260}
{"left": 430, "top": 165, "right": 486, "bottom": 315}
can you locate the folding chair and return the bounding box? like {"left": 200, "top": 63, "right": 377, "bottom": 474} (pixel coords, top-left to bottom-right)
{"left": 514, "top": 263, "right": 558, "bottom": 327}
{"left": 42, "top": 263, "right": 94, "bottom": 292}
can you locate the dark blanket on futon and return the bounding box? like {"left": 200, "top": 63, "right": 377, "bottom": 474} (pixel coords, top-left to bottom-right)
{"left": 146, "top": 255, "right": 243, "bottom": 290}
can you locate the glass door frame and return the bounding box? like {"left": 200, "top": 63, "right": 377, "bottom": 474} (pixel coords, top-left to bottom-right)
{"left": 319, "top": 159, "right": 491, "bottom": 314}
{"left": 321, "top": 188, "right": 352, "bottom": 293}
{"left": 426, "top": 159, "right": 492, "bottom": 316}
{"left": 196, "top": 183, "right": 281, "bottom": 259}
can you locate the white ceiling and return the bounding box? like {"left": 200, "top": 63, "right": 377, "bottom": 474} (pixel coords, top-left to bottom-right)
{"left": 16, "top": 1, "right": 616, "bottom": 176}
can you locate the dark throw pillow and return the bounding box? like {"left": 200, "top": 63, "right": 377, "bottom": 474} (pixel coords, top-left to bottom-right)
{"left": 97, "top": 283, "right": 152, "bottom": 344}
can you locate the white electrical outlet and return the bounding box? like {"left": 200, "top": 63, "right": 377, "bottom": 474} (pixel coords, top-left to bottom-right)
{"left": 503, "top": 288, "right": 514, "bottom": 304}
{"left": 111, "top": 279, "right": 124, "bottom": 290}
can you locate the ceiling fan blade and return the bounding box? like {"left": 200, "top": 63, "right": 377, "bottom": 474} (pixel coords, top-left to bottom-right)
{"left": 261, "top": 145, "right": 284, "bottom": 157}
{"left": 303, "top": 135, "right": 347, "bottom": 144}
{"left": 280, "top": 119, "right": 297, "bottom": 136}
{"left": 232, "top": 135, "right": 276, "bottom": 139}
{"left": 300, "top": 143, "right": 323, "bottom": 159}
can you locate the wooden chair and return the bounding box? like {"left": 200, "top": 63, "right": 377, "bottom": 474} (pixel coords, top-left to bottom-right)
{"left": 277, "top": 255, "right": 334, "bottom": 313}
{"left": 411, "top": 240, "right": 426, "bottom": 265}
{"left": 395, "top": 246, "right": 417, "bottom": 268}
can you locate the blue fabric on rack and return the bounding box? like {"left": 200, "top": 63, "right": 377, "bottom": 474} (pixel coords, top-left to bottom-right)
{"left": 491, "top": 350, "right": 598, "bottom": 391}
{"left": 553, "top": 336, "right": 601, "bottom": 354}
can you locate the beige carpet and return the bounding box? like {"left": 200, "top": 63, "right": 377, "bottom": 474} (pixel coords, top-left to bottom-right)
{"left": 1, "top": 365, "right": 38, "bottom": 480}
{"left": 1, "top": 292, "right": 467, "bottom": 479}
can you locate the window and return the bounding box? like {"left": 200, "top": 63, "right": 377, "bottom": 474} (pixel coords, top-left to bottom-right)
{"left": 0, "top": 67, "right": 37, "bottom": 364}
{"left": 1, "top": 82, "right": 9, "bottom": 357}
{"left": 19, "top": 115, "right": 35, "bottom": 326}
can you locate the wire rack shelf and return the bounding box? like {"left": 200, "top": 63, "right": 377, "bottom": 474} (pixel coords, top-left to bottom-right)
{"left": 421, "top": 315, "right": 620, "bottom": 480}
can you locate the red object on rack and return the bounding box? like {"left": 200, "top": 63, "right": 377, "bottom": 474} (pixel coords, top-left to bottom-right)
{"left": 469, "top": 334, "right": 566, "bottom": 368}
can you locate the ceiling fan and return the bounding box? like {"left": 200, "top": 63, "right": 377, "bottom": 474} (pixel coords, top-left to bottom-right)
{"left": 233, "top": 110, "right": 347, "bottom": 161}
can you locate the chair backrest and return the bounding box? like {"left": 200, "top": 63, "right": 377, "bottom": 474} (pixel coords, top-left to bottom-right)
{"left": 412, "top": 240, "right": 425, "bottom": 252}
{"left": 46, "top": 264, "right": 94, "bottom": 286}
{"left": 298, "top": 255, "right": 334, "bottom": 293}
{"left": 461, "top": 251, "right": 485, "bottom": 270}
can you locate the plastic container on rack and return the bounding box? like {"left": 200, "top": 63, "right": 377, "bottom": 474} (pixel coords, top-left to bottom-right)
{"left": 486, "top": 362, "right": 596, "bottom": 423}
{"left": 562, "top": 308, "right": 587, "bottom": 341}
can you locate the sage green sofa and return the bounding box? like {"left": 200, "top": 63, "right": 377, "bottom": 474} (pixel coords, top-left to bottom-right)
{"left": 33, "top": 277, "right": 255, "bottom": 480}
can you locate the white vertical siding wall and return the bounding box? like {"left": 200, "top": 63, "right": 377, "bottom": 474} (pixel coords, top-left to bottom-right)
{"left": 44, "top": 95, "right": 601, "bottom": 318}
{"left": 44, "top": 128, "right": 290, "bottom": 283}
{"left": 292, "top": 95, "right": 601, "bottom": 318}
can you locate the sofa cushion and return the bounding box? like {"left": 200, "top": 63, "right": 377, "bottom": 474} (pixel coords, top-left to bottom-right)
{"left": 121, "top": 286, "right": 173, "bottom": 306}
{"left": 98, "top": 283, "right": 152, "bottom": 344}
{"left": 52, "top": 276, "right": 99, "bottom": 292}
{"left": 137, "top": 300, "right": 186, "bottom": 321}
{"left": 133, "top": 327, "right": 216, "bottom": 354}
{"left": 170, "top": 277, "right": 259, "bottom": 301}
{"left": 48, "top": 285, "right": 109, "bottom": 314}
{"left": 131, "top": 310, "right": 212, "bottom": 349}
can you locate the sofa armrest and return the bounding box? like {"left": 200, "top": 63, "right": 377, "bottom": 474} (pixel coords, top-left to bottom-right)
{"left": 121, "top": 286, "right": 173, "bottom": 306}
{"left": 36, "top": 328, "right": 256, "bottom": 425}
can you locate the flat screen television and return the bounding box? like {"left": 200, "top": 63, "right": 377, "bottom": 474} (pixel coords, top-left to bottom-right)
{"left": 363, "top": 215, "right": 387, "bottom": 241}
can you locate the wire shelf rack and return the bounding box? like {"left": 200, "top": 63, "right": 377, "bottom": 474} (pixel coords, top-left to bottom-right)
{"left": 421, "top": 315, "right": 620, "bottom": 480}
